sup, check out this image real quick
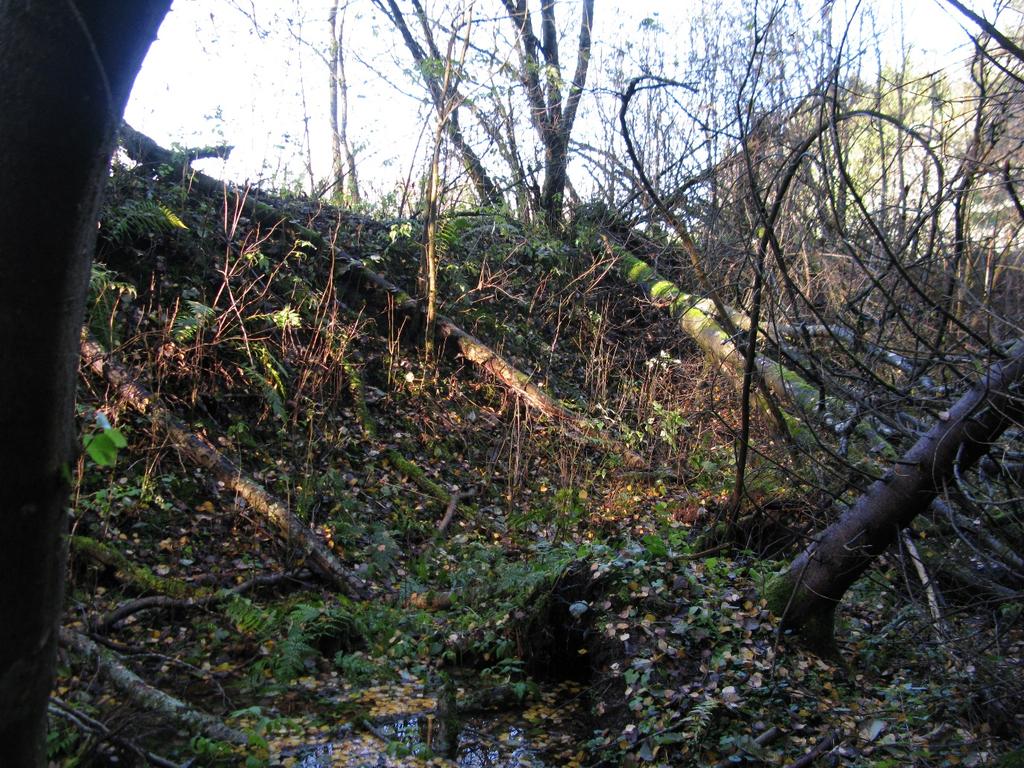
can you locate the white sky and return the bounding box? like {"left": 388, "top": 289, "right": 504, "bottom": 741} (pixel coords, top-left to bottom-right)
{"left": 124, "top": 0, "right": 998, "bottom": 198}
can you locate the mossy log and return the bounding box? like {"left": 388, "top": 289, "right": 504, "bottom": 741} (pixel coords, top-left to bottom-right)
{"left": 59, "top": 628, "right": 246, "bottom": 745}
{"left": 95, "top": 571, "right": 305, "bottom": 632}
{"left": 80, "top": 334, "right": 367, "bottom": 599}
{"left": 69, "top": 535, "right": 206, "bottom": 601}
{"left": 617, "top": 250, "right": 890, "bottom": 453}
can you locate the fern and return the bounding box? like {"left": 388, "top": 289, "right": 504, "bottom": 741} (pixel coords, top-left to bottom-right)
{"left": 682, "top": 698, "right": 719, "bottom": 743}
{"left": 223, "top": 595, "right": 276, "bottom": 636}
{"left": 105, "top": 199, "right": 187, "bottom": 245}
{"left": 224, "top": 596, "right": 372, "bottom": 689}
{"left": 242, "top": 344, "right": 289, "bottom": 421}
{"left": 436, "top": 215, "right": 474, "bottom": 260}
{"left": 89, "top": 263, "right": 138, "bottom": 303}
{"left": 272, "top": 631, "right": 318, "bottom": 681}
{"left": 87, "top": 263, "right": 139, "bottom": 344}
{"left": 173, "top": 300, "right": 215, "bottom": 342}
{"left": 274, "top": 603, "right": 332, "bottom": 681}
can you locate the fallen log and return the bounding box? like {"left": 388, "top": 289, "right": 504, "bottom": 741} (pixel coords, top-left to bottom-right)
{"left": 349, "top": 258, "right": 644, "bottom": 465}
{"left": 766, "top": 340, "right": 1024, "bottom": 651}
{"left": 80, "top": 333, "right": 367, "bottom": 598}
{"left": 96, "top": 571, "right": 309, "bottom": 633}
{"left": 615, "top": 247, "right": 891, "bottom": 454}
{"left": 59, "top": 628, "right": 246, "bottom": 746}
{"left": 70, "top": 535, "right": 207, "bottom": 602}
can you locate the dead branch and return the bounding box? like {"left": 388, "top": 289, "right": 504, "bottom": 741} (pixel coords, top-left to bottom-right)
{"left": 59, "top": 628, "right": 246, "bottom": 746}
{"left": 96, "top": 570, "right": 309, "bottom": 632}
{"left": 80, "top": 333, "right": 367, "bottom": 598}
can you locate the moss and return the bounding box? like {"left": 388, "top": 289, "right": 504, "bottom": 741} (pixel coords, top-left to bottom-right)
{"left": 764, "top": 570, "right": 838, "bottom": 658}
{"left": 692, "top": 522, "right": 731, "bottom": 552}
{"left": 764, "top": 569, "right": 799, "bottom": 618}
{"left": 649, "top": 279, "right": 678, "bottom": 301}
{"left": 69, "top": 535, "right": 204, "bottom": 600}
{"left": 386, "top": 450, "right": 449, "bottom": 505}
{"left": 622, "top": 255, "right": 654, "bottom": 283}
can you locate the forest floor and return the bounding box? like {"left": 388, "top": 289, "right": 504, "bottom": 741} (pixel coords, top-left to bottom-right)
{"left": 53, "top": 143, "right": 1024, "bottom": 767}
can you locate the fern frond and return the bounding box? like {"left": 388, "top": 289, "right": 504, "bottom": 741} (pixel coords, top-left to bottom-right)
{"left": 224, "top": 596, "right": 277, "bottom": 636}
{"left": 105, "top": 199, "right": 187, "bottom": 245}
{"left": 436, "top": 215, "right": 474, "bottom": 260}
{"left": 173, "top": 300, "right": 215, "bottom": 342}
{"left": 682, "top": 697, "right": 719, "bottom": 742}
{"left": 89, "top": 263, "right": 138, "bottom": 303}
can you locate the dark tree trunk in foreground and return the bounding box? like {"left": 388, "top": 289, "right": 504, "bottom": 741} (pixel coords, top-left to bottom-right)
{"left": 0, "top": 4, "right": 169, "bottom": 764}
{"left": 766, "top": 341, "right": 1024, "bottom": 652}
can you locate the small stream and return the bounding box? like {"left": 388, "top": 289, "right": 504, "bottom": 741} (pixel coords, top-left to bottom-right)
{"left": 280, "top": 682, "right": 586, "bottom": 768}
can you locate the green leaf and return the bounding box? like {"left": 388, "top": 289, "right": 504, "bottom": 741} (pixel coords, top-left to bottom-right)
{"left": 642, "top": 534, "right": 668, "bottom": 558}
{"left": 106, "top": 427, "right": 127, "bottom": 449}
{"left": 84, "top": 432, "right": 119, "bottom": 467}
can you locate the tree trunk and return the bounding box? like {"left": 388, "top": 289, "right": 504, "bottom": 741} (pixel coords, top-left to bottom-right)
{"left": 0, "top": 4, "right": 169, "bottom": 764}
{"left": 766, "top": 341, "right": 1024, "bottom": 652}
{"left": 502, "top": 0, "right": 594, "bottom": 229}
{"left": 328, "top": 0, "right": 344, "bottom": 195}
{"left": 328, "top": 0, "right": 360, "bottom": 204}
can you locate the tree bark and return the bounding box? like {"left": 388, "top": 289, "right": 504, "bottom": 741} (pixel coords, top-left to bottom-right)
{"left": 0, "top": 5, "right": 169, "bottom": 764}
{"left": 766, "top": 341, "right": 1024, "bottom": 652}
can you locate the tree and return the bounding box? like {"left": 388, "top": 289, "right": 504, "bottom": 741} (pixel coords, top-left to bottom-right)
{"left": 328, "top": 0, "right": 361, "bottom": 203}
{"left": 500, "top": 0, "right": 595, "bottom": 228}
{"left": 766, "top": 342, "right": 1024, "bottom": 652}
{"left": 421, "top": 7, "right": 475, "bottom": 361}
{"left": 0, "top": 3, "right": 170, "bottom": 763}
{"left": 372, "top": 0, "right": 504, "bottom": 207}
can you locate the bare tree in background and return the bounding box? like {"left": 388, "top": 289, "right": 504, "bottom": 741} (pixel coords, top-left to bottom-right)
{"left": 372, "top": 0, "right": 503, "bottom": 207}
{"left": 329, "top": 0, "right": 361, "bottom": 203}
{"left": 500, "top": 0, "right": 595, "bottom": 228}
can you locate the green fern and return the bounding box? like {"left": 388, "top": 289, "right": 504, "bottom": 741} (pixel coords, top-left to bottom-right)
{"left": 272, "top": 631, "right": 318, "bottom": 681}
{"left": 105, "top": 199, "right": 187, "bottom": 245}
{"left": 682, "top": 697, "right": 718, "bottom": 743}
{"left": 89, "top": 263, "right": 138, "bottom": 303}
{"left": 87, "top": 263, "right": 139, "bottom": 345}
{"left": 223, "top": 595, "right": 277, "bottom": 636}
{"left": 242, "top": 344, "right": 289, "bottom": 421}
{"left": 172, "top": 300, "right": 215, "bottom": 342}
{"left": 436, "top": 215, "right": 474, "bottom": 260}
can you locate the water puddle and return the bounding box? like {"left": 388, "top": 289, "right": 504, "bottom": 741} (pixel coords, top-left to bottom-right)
{"left": 275, "top": 681, "right": 586, "bottom": 768}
